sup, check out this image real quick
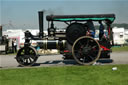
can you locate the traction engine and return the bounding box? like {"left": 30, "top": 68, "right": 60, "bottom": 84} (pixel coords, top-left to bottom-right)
{"left": 16, "top": 11, "right": 115, "bottom": 66}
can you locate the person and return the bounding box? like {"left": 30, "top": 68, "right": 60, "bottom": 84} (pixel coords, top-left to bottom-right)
{"left": 12, "top": 39, "right": 17, "bottom": 53}
{"left": 99, "top": 21, "right": 105, "bottom": 40}
{"left": 87, "top": 21, "right": 95, "bottom": 38}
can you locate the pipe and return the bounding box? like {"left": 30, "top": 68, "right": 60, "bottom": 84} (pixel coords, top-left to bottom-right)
{"left": 38, "top": 11, "right": 44, "bottom": 38}
{"left": 0, "top": 26, "right": 2, "bottom": 39}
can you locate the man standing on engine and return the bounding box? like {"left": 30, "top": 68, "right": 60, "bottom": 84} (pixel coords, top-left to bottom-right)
{"left": 87, "top": 21, "right": 95, "bottom": 38}
{"left": 99, "top": 21, "right": 105, "bottom": 40}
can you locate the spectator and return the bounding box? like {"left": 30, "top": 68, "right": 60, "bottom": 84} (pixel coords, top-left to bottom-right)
{"left": 12, "top": 39, "right": 17, "bottom": 53}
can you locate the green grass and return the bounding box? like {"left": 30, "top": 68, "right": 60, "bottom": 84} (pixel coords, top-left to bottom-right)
{"left": 112, "top": 46, "right": 128, "bottom": 52}
{"left": 0, "top": 65, "right": 128, "bottom": 85}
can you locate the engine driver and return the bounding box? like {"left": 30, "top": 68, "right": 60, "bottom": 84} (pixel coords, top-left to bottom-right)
{"left": 99, "top": 21, "right": 105, "bottom": 40}
{"left": 86, "top": 21, "right": 95, "bottom": 38}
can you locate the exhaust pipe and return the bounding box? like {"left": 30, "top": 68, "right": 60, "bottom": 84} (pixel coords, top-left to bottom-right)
{"left": 38, "top": 11, "right": 44, "bottom": 38}
{"left": 0, "top": 26, "right": 2, "bottom": 43}
{"left": 0, "top": 26, "right": 2, "bottom": 37}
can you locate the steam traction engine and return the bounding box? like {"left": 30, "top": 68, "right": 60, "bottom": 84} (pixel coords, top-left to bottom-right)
{"left": 16, "top": 11, "right": 115, "bottom": 66}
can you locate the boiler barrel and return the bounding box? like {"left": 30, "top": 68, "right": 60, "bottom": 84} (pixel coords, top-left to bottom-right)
{"left": 37, "top": 40, "right": 66, "bottom": 50}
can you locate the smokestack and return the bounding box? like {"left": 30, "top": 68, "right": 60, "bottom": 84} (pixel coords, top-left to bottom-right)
{"left": 38, "top": 11, "right": 44, "bottom": 38}
{"left": 0, "top": 26, "right": 2, "bottom": 37}
{"left": 0, "top": 26, "right": 2, "bottom": 42}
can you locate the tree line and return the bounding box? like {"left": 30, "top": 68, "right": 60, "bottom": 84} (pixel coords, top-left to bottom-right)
{"left": 112, "top": 23, "right": 128, "bottom": 29}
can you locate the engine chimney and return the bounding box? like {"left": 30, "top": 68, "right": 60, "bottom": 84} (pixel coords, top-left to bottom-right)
{"left": 38, "top": 11, "right": 44, "bottom": 38}
{"left": 0, "top": 26, "right": 2, "bottom": 37}
{"left": 0, "top": 26, "right": 2, "bottom": 43}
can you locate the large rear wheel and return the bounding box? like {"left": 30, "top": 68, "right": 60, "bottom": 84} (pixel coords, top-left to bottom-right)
{"left": 72, "top": 36, "right": 101, "bottom": 65}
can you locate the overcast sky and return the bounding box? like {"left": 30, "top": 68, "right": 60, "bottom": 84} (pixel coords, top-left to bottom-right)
{"left": 0, "top": 0, "right": 128, "bottom": 30}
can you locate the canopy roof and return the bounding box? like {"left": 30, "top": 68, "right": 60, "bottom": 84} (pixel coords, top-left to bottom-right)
{"left": 46, "top": 14, "right": 115, "bottom": 23}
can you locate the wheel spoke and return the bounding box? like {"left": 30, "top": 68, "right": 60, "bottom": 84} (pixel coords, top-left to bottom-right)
{"left": 28, "top": 57, "right": 32, "bottom": 63}
{"left": 30, "top": 55, "right": 36, "bottom": 59}
{"left": 85, "top": 39, "right": 90, "bottom": 47}
{"left": 93, "top": 50, "right": 99, "bottom": 52}
{"left": 19, "top": 54, "right": 25, "bottom": 57}
{"left": 83, "top": 57, "right": 86, "bottom": 63}
{"left": 74, "top": 50, "right": 82, "bottom": 54}
{"left": 25, "top": 59, "right": 28, "bottom": 64}
{"left": 88, "top": 55, "right": 95, "bottom": 60}
{"left": 92, "top": 46, "right": 97, "bottom": 49}
{"left": 88, "top": 51, "right": 98, "bottom": 57}
{"left": 29, "top": 50, "right": 35, "bottom": 54}
{"left": 78, "top": 41, "right": 83, "bottom": 46}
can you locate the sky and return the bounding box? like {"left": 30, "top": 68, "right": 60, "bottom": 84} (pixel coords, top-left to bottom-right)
{"left": 0, "top": 0, "right": 128, "bottom": 30}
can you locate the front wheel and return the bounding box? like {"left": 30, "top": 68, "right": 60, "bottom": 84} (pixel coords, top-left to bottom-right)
{"left": 16, "top": 46, "right": 38, "bottom": 66}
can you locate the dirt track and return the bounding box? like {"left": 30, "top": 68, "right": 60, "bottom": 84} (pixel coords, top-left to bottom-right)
{"left": 0, "top": 51, "right": 128, "bottom": 69}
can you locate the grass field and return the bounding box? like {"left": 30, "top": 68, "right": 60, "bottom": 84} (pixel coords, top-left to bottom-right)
{"left": 112, "top": 46, "right": 128, "bottom": 52}
{"left": 0, "top": 65, "right": 128, "bottom": 85}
